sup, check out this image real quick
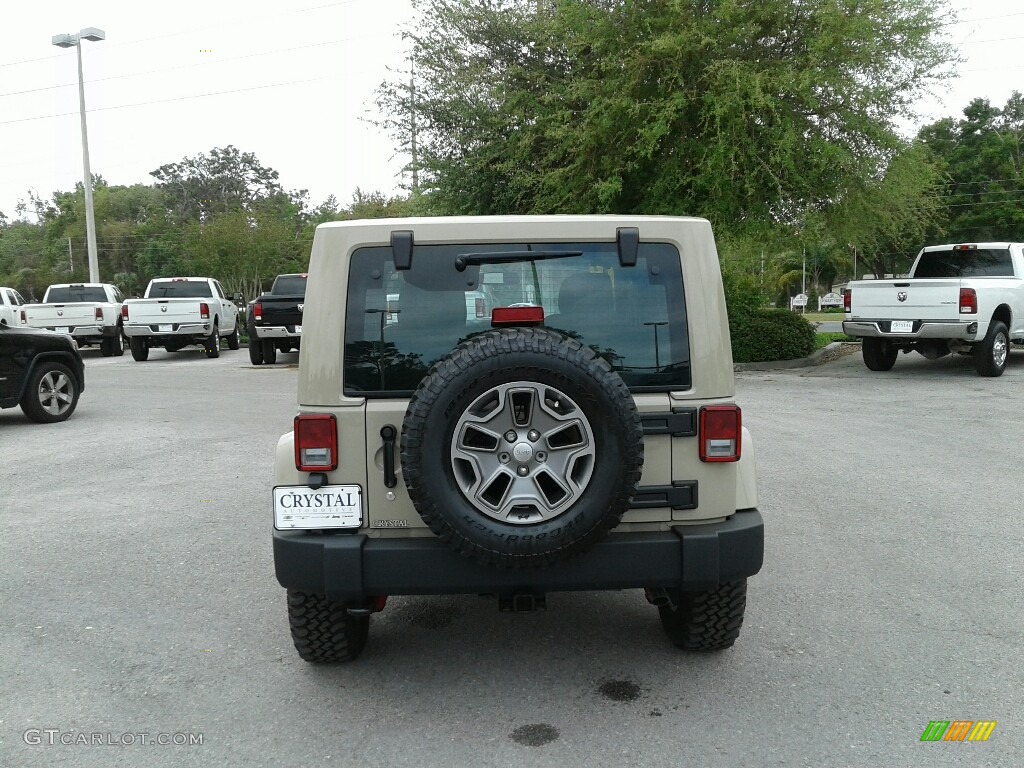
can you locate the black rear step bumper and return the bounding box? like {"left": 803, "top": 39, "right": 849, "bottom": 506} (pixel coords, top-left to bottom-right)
{"left": 273, "top": 509, "right": 763, "bottom": 600}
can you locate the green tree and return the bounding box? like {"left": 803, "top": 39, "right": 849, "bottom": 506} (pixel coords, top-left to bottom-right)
{"left": 918, "top": 93, "right": 1024, "bottom": 242}
{"left": 150, "top": 145, "right": 304, "bottom": 223}
{"left": 379, "top": 0, "right": 955, "bottom": 225}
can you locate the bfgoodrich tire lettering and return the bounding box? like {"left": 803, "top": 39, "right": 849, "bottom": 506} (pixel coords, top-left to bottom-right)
{"left": 287, "top": 590, "right": 368, "bottom": 663}
{"left": 401, "top": 327, "right": 643, "bottom": 569}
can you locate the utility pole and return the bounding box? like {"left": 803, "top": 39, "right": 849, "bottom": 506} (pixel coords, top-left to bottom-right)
{"left": 801, "top": 245, "right": 806, "bottom": 314}
{"left": 68, "top": 237, "right": 73, "bottom": 274}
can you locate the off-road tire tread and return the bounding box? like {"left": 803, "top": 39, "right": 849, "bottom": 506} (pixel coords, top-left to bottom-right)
{"left": 402, "top": 327, "right": 643, "bottom": 570}
{"left": 286, "top": 590, "right": 368, "bottom": 663}
{"left": 658, "top": 579, "right": 747, "bottom": 651}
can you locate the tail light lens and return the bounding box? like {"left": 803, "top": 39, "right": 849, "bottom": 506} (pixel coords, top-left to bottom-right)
{"left": 699, "top": 405, "right": 741, "bottom": 462}
{"left": 20, "top": 309, "right": 26, "bottom": 323}
{"left": 475, "top": 298, "right": 485, "bottom": 318}
{"left": 95, "top": 307, "right": 104, "bottom": 321}
{"left": 200, "top": 302, "right": 210, "bottom": 320}
{"left": 294, "top": 414, "right": 338, "bottom": 471}
{"left": 843, "top": 289, "right": 851, "bottom": 312}
{"left": 253, "top": 302, "right": 263, "bottom": 321}
{"left": 959, "top": 288, "right": 977, "bottom": 314}
{"left": 121, "top": 305, "right": 128, "bottom": 320}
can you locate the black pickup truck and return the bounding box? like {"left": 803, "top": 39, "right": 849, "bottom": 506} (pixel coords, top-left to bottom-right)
{"left": 247, "top": 273, "right": 307, "bottom": 365}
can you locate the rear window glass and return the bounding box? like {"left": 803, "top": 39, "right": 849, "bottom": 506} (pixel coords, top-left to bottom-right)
{"left": 271, "top": 276, "right": 308, "bottom": 295}
{"left": 914, "top": 248, "right": 1014, "bottom": 278}
{"left": 344, "top": 242, "right": 690, "bottom": 396}
{"left": 147, "top": 281, "right": 213, "bottom": 298}
{"left": 45, "top": 286, "right": 107, "bottom": 303}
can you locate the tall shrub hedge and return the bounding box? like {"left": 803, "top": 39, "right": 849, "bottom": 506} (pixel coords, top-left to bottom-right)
{"left": 730, "top": 309, "right": 817, "bottom": 363}
{"left": 721, "top": 269, "right": 816, "bottom": 363}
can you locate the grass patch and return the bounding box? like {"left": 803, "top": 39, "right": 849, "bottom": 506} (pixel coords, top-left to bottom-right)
{"left": 815, "top": 332, "right": 852, "bottom": 349}
{"left": 801, "top": 312, "right": 845, "bottom": 323}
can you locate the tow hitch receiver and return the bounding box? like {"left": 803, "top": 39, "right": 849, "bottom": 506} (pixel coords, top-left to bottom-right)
{"left": 499, "top": 593, "right": 547, "bottom": 613}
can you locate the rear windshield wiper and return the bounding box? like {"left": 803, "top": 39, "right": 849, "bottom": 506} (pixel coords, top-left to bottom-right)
{"left": 454, "top": 250, "right": 583, "bottom": 272}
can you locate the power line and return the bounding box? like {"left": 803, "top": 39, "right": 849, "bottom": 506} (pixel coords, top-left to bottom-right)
{"left": 0, "top": 32, "right": 394, "bottom": 99}
{"left": 0, "top": 78, "right": 325, "bottom": 127}
{"left": 948, "top": 10, "right": 1024, "bottom": 25}
{"left": 0, "top": 0, "right": 393, "bottom": 70}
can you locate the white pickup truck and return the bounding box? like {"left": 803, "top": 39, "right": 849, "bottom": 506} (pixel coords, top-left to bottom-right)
{"left": 0, "top": 286, "right": 29, "bottom": 327}
{"left": 122, "top": 277, "right": 241, "bottom": 361}
{"left": 21, "top": 283, "right": 126, "bottom": 356}
{"left": 843, "top": 242, "right": 1024, "bottom": 376}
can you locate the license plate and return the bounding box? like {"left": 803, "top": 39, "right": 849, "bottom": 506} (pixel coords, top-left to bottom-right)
{"left": 55, "top": 326, "right": 70, "bottom": 334}
{"left": 274, "top": 485, "right": 362, "bottom": 530}
{"left": 890, "top": 320, "right": 913, "bottom": 333}
{"left": 158, "top": 324, "right": 173, "bottom": 333}
{"left": 294, "top": 325, "right": 302, "bottom": 333}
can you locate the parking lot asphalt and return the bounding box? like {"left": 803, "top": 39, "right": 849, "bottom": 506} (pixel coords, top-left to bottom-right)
{"left": 1, "top": 346, "right": 1021, "bottom": 767}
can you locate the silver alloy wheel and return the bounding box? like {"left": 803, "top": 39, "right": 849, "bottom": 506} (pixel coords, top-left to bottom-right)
{"left": 450, "top": 381, "right": 596, "bottom": 524}
{"left": 993, "top": 332, "right": 1008, "bottom": 367}
{"left": 37, "top": 370, "right": 74, "bottom": 417}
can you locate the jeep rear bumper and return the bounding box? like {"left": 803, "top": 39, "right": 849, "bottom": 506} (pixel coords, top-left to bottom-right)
{"left": 273, "top": 509, "right": 763, "bottom": 600}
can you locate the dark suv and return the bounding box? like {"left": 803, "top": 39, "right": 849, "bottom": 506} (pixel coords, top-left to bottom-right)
{"left": 0, "top": 324, "right": 85, "bottom": 423}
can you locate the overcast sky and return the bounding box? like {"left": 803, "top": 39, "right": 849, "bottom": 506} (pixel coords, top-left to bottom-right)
{"left": 1, "top": 0, "right": 1022, "bottom": 220}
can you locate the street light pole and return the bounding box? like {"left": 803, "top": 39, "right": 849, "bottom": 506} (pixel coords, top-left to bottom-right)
{"left": 644, "top": 321, "right": 668, "bottom": 371}
{"left": 53, "top": 27, "right": 105, "bottom": 284}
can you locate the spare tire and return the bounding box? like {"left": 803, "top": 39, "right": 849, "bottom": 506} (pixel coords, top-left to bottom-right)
{"left": 401, "top": 328, "right": 643, "bottom": 569}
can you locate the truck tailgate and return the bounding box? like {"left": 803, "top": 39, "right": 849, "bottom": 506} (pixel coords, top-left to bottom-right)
{"left": 849, "top": 279, "right": 962, "bottom": 321}
{"left": 24, "top": 304, "right": 97, "bottom": 328}
{"left": 126, "top": 299, "right": 203, "bottom": 325}
{"left": 260, "top": 296, "right": 303, "bottom": 327}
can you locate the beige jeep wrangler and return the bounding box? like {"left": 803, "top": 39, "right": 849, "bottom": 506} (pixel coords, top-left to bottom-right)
{"left": 272, "top": 216, "right": 762, "bottom": 662}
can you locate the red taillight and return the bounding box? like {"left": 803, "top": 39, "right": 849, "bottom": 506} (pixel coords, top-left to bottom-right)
{"left": 253, "top": 302, "right": 263, "bottom": 321}
{"left": 200, "top": 302, "right": 210, "bottom": 320}
{"left": 121, "top": 305, "right": 128, "bottom": 320}
{"left": 294, "top": 414, "right": 338, "bottom": 471}
{"left": 475, "top": 297, "right": 485, "bottom": 318}
{"left": 699, "top": 405, "right": 741, "bottom": 463}
{"left": 20, "top": 309, "right": 26, "bottom": 323}
{"left": 492, "top": 306, "right": 545, "bottom": 326}
{"left": 959, "top": 287, "right": 977, "bottom": 314}
{"left": 95, "top": 307, "right": 104, "bottom": 321}
{"left": 843, "top": 288, "right": 851, "bottom": 312}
